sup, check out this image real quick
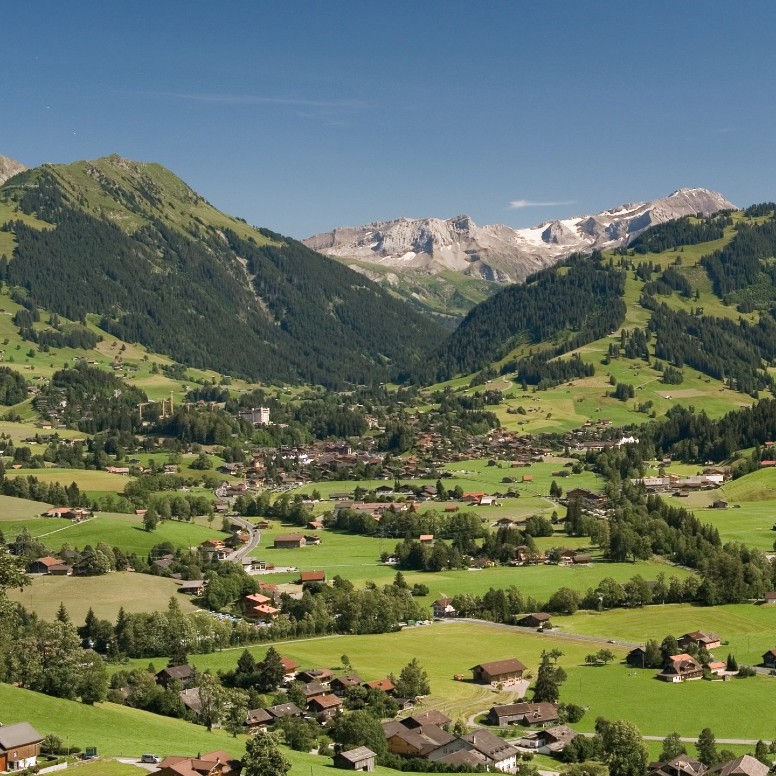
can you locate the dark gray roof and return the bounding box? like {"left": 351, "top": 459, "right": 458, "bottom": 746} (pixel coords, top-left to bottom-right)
{"left": 0, "top": 722, "right": 44, "bottom": 750}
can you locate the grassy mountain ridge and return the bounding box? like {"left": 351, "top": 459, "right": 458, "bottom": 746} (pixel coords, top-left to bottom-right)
{"left": 417, "top": 207, "right": 776, "bottom": 419}
{"left": 0, "top": 156, "right": 444, "bottom": 387}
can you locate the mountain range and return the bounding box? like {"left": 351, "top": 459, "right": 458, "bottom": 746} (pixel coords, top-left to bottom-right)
{"left": 304, "top": 188, "right": 736, "bottom": 320}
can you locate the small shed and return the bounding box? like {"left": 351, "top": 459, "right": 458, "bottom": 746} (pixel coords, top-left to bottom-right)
{"left": 334, "top": 746, "right": 377, "bottom": 772}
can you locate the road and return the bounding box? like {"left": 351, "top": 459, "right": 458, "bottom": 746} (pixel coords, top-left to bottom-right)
{"left": 225, "top": 514, "right": 261, "bottom": 562}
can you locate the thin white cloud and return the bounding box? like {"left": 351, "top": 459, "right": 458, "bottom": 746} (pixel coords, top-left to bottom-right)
{"left": 159, "top": 91, "right": 369, "bottom": 110}
{"left": 509, "top": 198, "right": 576, "bottom": 209}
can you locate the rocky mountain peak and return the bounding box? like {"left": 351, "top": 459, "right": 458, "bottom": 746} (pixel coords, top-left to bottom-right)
{"left": 0, "top": 155, "right": 27, "bottom": 186}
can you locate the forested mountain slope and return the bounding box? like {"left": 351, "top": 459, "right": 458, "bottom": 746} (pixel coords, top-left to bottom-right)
{"left": 0, "top": 155, "right": 444, "bottom": 387}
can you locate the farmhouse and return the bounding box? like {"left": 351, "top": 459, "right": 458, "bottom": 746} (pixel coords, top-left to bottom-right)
{"left": 154, "top": 750, "right": 241, "bottom": 776}
{"left": 243, "top": 707, "right": 273, "bottom": 731}
{"left": 155, "top": 664, "right": 195, "bottom": 688}
{"left": 470, "top": 658, "right": 526, "bottom": 686}
{"left": 178, "top": 579, "right": 206, "bottom": 595}
{"left": 384, "top": 724, "right": 455, "bottom": 758}
{"left": 519, "top": 725, "right": 578, "bottom": 754}
{"left": 658, "top": 653, "right": 704, "bottom": 682}
{"left": 27, "top": 556, "right": 63, "bottom": 574}
{"left": 678, "top": 631, "right": 721, "bottom": 651}
{"left": 265, "top": 702, "right": 304, "bottom": 720}
{"left": 487, "top": 701, "right": 558, "bottom": 727}
{"left": 707, "top": 755, "right": 770, "bottom": 776}
{"left": 331, "top": 673, "right": 363, "bottom": 695}
{"left": 649, "top": 754, "right": 707, "bottom": 776}
{"left": 761, "top": 649, "right": 776, "bottom": 669}
{"left": 432, "top": 597, "right": 456, "bottom": 618}
{"left": 0, "top": 721, "right": 43, "bottom": 772}
{"left": 515, "top": 612, "right": 551, "bottom": 629}
{"left": 333, "top": 746, "right": 377, "bottom": 772}
{"left": 279, "top": 656, "right": 300, "bottom": 680}
{"left": 308, "top": 693, "right": 343, "bottom": 721}
{"left": 299, "top": 570, "right": 326, "bottom": 584}
{"left": 298, "top": 667, "right": 334, "bottom": 685}
{"left": 364, "top": 678, "right": 395, "bottom": 693}
{"left": 273, "top": 534, "right": 306, "bottom": 549}
{"left": 400, "top": 710, "right": 452, "bottom": 729}
{"left": 459, "top": 730, "right": 519, "bottom": 772}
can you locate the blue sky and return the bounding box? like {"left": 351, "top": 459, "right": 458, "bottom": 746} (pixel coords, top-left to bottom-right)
{"left": 2, "top": 1, "right": 775, "bottom": 238}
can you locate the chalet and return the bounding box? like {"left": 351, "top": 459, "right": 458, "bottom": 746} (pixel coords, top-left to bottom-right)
{"left": 178, "top": 579, "right": 206, "bottom": 595}
{"left": 470, "top": 658, "right": 526, "bottom": 686}
{"left": 0, "top": 721, "right": 43, "bottom": 772}
{"left": 155, "top": 751, "right": 241, "bottom": 776}
{"left": 521, "top": 474, "right": 533, "bottom": 483}
{"left": 303, "top": 534, "right": 322, "bottom": 546}
{"left": 706, "top": 660, "right": 727, "bottom": 676}
{"left": 565, "top": 488, "right": 605, "bottom": 503}
{"left": 515, "top": 612, "right": 551, "bottom": 629}
{"left": 333, "top": 746, "right": 377, "bottom": 772}
{"left": 626, "top": 646, "right": 649, "bottom": 668}
{"left": 762, "top": 649, "right": 776, "bottom": 669}
{"left": 298, "top": 668, "right": 334, "bottom": 685}
{"left": 384, "top": 724, "right": 454, "bottom": 758}
{"left": 487, "top": 701, "right": 558, "bottom": 728}
{"left": 265, "top": 702, "right": 304, "bottom": 720}
{"left": 156, "top": 664, "right": 196, "bottom": 688}
{"left": 27, "top": 556, "right": 63, "bottom": 575}
{"left": 104, "top": 466, "right": 130, "bottom": 475}
{"left": 401, "top": 710, "right": 451, "bottom": 729}
{"left": 708, "top": 756, "right": 770, "bottom": 776}
{"left": 48, "top": 563, "right": 73, "bottom": 576}
{"left": 648, "top": 754, "right": 707, "bottom": 776}
{"left": 658, "top": 653, "right": 704, "bottom": 682}
{"left": 279, "top": 656, "right": 300, "bottom": 680}
{"left": 178, "top": 687, "right": 203, "bottom": 718}
{"left": 243, "top": 707, "right": 273, "bottom": 731}
{"left": 519, "top": 724, "right": 577, "bottom": 754}
{"left": 331, "top": 673, "right": 363, "bottom": 695}
{"left": 306, "top": 520, "right": 324, "bottom": 530}
{"left": 459, "top": 730, "right": 519, "bottom": 772}
{"left": 273, "top": 534, "right": 306, "bottom": 549}
{"left": 678, "top": 631, "right": 721, "bottom": 651}
{"left": 763, "top": 592, "right": 776, "bottom": 605}
{"left": 432, "top": 597, "right": 456, "bottom": 618}
{"left": 43, "top": 506, "right": 90, "bottom": 521}
{"left": 299, "top": 570, "right": 326, "bottom": 584}
{"left": 308, "top": 693, "right": 343, "bottom": 721}
{"left": 239, "top": 592, "right": 273, "bottom": 620}
{"left": 364, "top": 678, "right": 395, "bottom": 693}
{"left": 418, "top": 534, "right": 434, "bottom": 544}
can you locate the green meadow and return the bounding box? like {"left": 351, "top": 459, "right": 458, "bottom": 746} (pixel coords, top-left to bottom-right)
{"left": 122, "top": 619, "right": 776, "bottom": 741}
{"left": 7, "top": 571, "right": 197, "bottom": 622}
{"left": 0, "top": 510, "right": 224, "bottom": 554}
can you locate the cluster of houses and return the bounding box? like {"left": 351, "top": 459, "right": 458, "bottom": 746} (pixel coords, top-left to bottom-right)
{"left": 631, "top": 471, "right": 727, "bottom": 495}
{"left": 626, "top": 631, "right": 727, "bottom": 682}
{"left": 648, "top": 754, "right": 768, "bottom": 776}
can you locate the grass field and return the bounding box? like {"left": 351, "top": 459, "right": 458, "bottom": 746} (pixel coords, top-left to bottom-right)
{"left": 0, "top": 683, "right": 399, "bottom": 775}
{"left": 7, "top": 571, "right": 198, "bottom": 622}
{"left": 0, "top": 510, "right": 224, "bottom": 555}
{"left": 562, "top": 602, "right": 776, "bottom": 667}
{"left": 251, "top": 519, "right": 693, "bottom": 606}
{"left": 117, "top": 619, "right": 776, "bottom": 741}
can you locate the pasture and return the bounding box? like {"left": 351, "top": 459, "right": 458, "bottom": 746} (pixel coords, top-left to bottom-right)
{"left": 7, "top": 572, "right": 198, "bottom": 622}
{"left": 0, "top": 510, "right": 224, "bottom": 555}
{"left": 251, "top": 520, "right": 693, "bottom": 606}
{"left": 126, "top": 619, "right": 776, "bottom": 741}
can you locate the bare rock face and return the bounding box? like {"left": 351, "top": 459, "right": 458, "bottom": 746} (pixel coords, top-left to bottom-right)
{"left": 304, "top": 188, "right": 736, "bottom": 285}
{"left": 0, "top": 155, "right": 27, "bottom": 185}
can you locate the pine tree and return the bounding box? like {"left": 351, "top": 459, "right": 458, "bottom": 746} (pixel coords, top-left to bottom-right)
{"left": 696, "top": 727, "right": 719, "bottom": 766}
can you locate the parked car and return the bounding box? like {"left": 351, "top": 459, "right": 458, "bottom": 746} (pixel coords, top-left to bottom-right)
{"left": 141, "top": 754, "right": 162, "bottom": 764}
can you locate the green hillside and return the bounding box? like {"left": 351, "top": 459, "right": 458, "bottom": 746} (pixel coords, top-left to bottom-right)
{"left": 418, "top": 209, "right": 776, "bottom": 421}
{"left": 0, "top": 156, "right": 444, "bottom": 388}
